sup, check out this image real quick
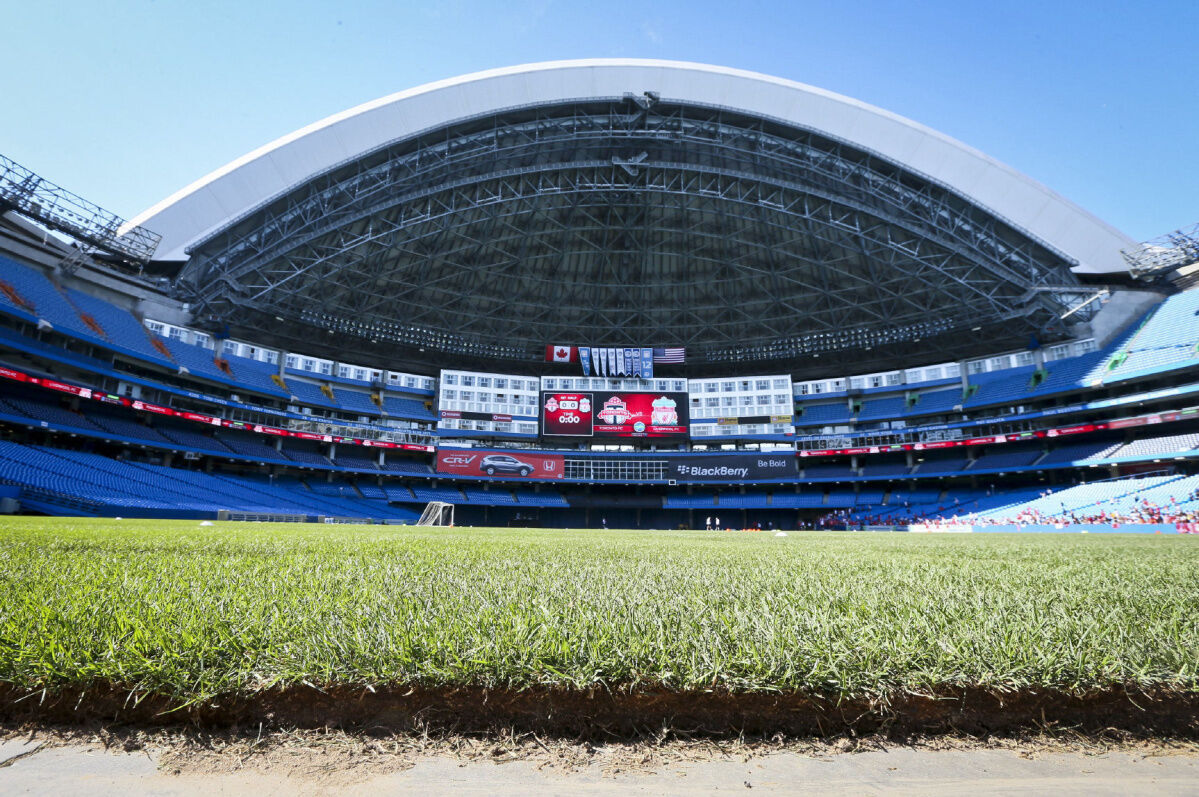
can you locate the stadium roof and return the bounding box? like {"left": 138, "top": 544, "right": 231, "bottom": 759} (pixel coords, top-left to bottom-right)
{"left": 134, "top": 60, "right": 1134, "bottom": 375}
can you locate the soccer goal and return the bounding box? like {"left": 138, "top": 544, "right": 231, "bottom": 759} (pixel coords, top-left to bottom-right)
{"left": 415, "top": 501, "right": 455, "bottom": 527}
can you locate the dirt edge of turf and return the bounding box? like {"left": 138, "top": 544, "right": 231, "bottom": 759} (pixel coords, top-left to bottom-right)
{"left": 1, "top": 683, "right": 1196, "bottom": 739}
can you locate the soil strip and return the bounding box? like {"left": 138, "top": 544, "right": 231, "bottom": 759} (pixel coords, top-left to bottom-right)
{"left": 1, "top": 683, "right": 1196, "bottom": 740}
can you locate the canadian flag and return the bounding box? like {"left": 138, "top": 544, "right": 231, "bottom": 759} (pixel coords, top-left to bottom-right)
{"left": 544, "top": 345, "right": 577, "bottom": 363}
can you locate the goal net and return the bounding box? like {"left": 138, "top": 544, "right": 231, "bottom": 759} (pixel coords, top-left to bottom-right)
{"left": 416, "top": 501, "right": 455, "bottom": 527}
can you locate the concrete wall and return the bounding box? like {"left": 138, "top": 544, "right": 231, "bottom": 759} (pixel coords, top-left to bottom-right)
{"left": 1078, "top": 289, "right": 1166, "bottom": 348}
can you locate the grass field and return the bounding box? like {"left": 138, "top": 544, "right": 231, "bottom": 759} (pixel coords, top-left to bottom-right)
{"left": 0, "top": 517, "right": 1197, "bottom": 704}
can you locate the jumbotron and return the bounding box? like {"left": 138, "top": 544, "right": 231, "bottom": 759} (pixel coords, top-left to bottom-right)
{"left": 1, "top": 59, "right": 1197, "bottom": 533}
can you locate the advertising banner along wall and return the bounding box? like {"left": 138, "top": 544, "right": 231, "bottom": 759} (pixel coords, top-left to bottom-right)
{"left": 0, "top": 365, "right": 435, "bottom": 452}
{"left": 436, "top": 449, "right": 565, "bottom": 479}
{"left": 667, "top": 454, "right": 797, "bottom": 482}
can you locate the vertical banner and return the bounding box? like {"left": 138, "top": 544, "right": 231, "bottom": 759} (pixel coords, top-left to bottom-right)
{"left": 596, "top": 347, "right": 606, "bottom": 377}
{"left": 641, "top": 348, "right": 654, "bottom": 380}
{"left": 616, "top": 348, "right": 626, "bottom": 377}
{"left": 627, "top": 348, "right": 640, "bottom": 377}
{"left": 580, "top": 347, "right": 591, "bottom": 377}
{"left": 607, "top": 348, "right": 617, "bottom": 376}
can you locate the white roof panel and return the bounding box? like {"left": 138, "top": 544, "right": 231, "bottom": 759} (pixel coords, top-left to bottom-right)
{"left": 127, "top": 59, "right": 1133, "bottom": 273}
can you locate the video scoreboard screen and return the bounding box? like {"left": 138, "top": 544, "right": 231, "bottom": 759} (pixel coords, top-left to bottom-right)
{"left": 541, "top": 391, "right": 689, "bottom": 438}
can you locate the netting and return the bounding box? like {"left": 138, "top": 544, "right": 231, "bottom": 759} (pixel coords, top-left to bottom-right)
{"left": 416, "top": 501, "right": 454, "bottom": 527}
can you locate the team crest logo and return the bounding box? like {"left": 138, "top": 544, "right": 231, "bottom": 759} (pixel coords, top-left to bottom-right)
{"left": 597, "top": 396, "right": 630, "bottom": 424}
{"left": 651, "top": 396, "right": 678, "bottom": 425}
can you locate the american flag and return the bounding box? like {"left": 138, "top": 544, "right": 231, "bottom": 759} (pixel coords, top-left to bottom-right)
{"left": 652, "top": 347, "right": 685, "bottom": 364}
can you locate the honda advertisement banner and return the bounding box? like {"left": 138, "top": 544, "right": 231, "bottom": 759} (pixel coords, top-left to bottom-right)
{"left": 436, "top": 449, "right": 565, "bottom": 479}
{"left": 541, "top": 391, "right": 689, "bottom": 438}
{"left": 667, "top": 454, "right": 796, "bottom": 482}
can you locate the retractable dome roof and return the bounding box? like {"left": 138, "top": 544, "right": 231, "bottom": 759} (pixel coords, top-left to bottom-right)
{"left": 136, "top": 60, "right": 1130, "bottom": 374}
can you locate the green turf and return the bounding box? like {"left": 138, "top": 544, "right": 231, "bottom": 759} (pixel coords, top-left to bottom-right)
{"left": 0, "top": 517, "right": 1196, "bottom": 700}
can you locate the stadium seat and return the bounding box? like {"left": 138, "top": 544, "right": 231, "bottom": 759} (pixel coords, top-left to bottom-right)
{"left": 855, "top": 396, "right": 907, "bottom": 422}
{"left": 962, "top": 366, "right": 1036, "bottom": 409}
{"left": 904, "top": 387, "right": 962, "bottom": 417}
{"left": 332, "top": 388, "right": 380, "bottom": 415}
{"left": 794, "top": 402, "right": 853, "bottom": 426}
{"left": 0, "top": 440, "right": 415, "bottom": 520}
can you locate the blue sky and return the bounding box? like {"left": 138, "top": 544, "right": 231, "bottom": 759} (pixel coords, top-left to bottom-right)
{"left": 6, "top": 0, "right": 1196, "bottom": 241}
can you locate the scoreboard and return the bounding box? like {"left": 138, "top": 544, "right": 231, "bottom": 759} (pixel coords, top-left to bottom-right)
{"left": 541, "top": 391, "right": 689, "bottom": 439}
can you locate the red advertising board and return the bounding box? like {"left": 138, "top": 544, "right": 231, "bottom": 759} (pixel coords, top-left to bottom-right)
{"left": 292, "top": 431, "right": 333, "bottom": 441}
{"left": 436, "top": 449, "right": 564, "bottom": 479}
{"left": 1046, "top": 423, "right": 1099, "bottom": 438}
{"left": 0, "top": 364, "right": 437, "bottom": 454}
{"left": 593, "top": 391, "right": 688, "bottom": 437}
{"left": 0, "top": 366, "right": 31, "bottom": 383}
{"left": 178, "top": 411, "right": 222, "bottom": 425}
{"left": 130, "top": 399, "right": 171, "bottom": 414}
{"left": 40, "top": 379, "right": 91, "bottom": 398}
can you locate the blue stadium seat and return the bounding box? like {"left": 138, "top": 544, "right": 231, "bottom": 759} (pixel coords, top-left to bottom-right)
{"left": 859, "top": 460, "right": 912, "bottom": 478}
{"left": 332, "top": 388, "right": 380, "bottom": 415}
{"left": 664, "top": 493, "right": 717, "bottom": 508}
{"left": 0, "top": 393, "right": 102, "bottom": 432}
{"left": 64, "top": 288, "right": 174, "bottom": 367}
{"left": 770, "top": 492, "right": 828, "bottom": 508}
{"left": 0, "top": 257, "right": 94, "bottom": 337}
{"left": 1038, "top": 440, "right": 1122, "bottom": 465}
{"left": 1106, "top": 433, "right": 1199, "bottom": 460}
{"left": 1027, "top": 351, "right": 1107, "bottom": 396}
{"left": 904, "top": 387, "right": 962, "bottom": 417}
{"left": 332, "top": 451, "right": 379, "bottom": 471}
{"left": 512, "top": 490, "right": 569, "bottom": 507}
{"left": 84, "top": 406, "right": 173, "bottom": 444}
{"left": 410, "top": 485, "right": 465, "bottom": 503}
{"left": 355, "top": 482, "right": 386, "bottom": 500}
{"left": 384, "top": 484, "right": 416, "bottom": 501}
{"left": 854, "top": 490, "right": 885, "bottom": 506}
{"left": 214, "top": 430, "right": 286, "bottom": 461}
{"left": 281, "top": 441, "right": 331, "bottom": 467}
{"left": 716, "top": 492, "right": 770, "bottom": 508}
{"left": 801, "top": 462, "right": 857, "bottom": 479}
{"left": 382, "top": 395, "right": 436, "bottom": 420}
{"left": 912, "top": 450, "right": 971, "bottom": 475}
{"left": 795, "top": 401, "right": 852, "bottom": 426}
{"left": 0, "top": 440, "right": 416, "bottom": 520}
{"left": 381, "top": 457, "right": 432, "bottom": 474}
{"left": 463, "top": 487, "right": 517, "bottom": 505}
{"left": 969, "top": 445, "right": 1044, "bottom": 471}
{"left": 1104, "top": 291, "right": 1199, "bottom": 382}
{"left": 855, "top": 396, "right": 907, "bottom": 422}
{"left": 824, "top": 491, "right": 857, "bottom": 508}
{"left": 962, "top": 366, "right": 1036, "bottom": 409}
{"left": 285, "top": 378, "right": 339, "bottom": 409}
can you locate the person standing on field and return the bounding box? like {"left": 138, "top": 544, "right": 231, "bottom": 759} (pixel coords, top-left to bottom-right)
{"left": 715, "top": 516, "right": 721, "bottom": 531}
{"left": 706, "top": 515, "right": 712, "bottom": 530}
